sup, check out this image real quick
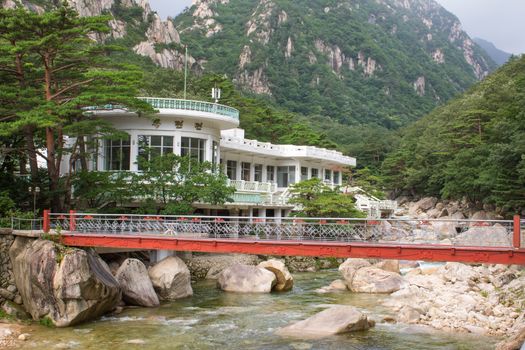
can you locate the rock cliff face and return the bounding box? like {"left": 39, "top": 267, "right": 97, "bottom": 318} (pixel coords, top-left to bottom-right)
{"left": 174, "top": 0, "right": 496, "bottom": 126}
{"left": 1, "top": 0, "right": 197, "bottom": 71}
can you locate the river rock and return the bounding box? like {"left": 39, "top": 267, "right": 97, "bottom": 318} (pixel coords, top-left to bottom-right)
{"left": 437, "top": 262, "right": 480, "bottom": 283}
{"left": 397, "top": 305, "right": 421, "bottom": 324}
{"left": 148, "top": 256, "right": 193, "bottom": 300}
{"left": 349, "top": 267, "right": 405, "bottom": 293}
{"left": 9, "top": 237, "right": 121, "bottom": 327}
{"left": 338, "top": 258, "right": 371, "bottom": 284}
{"left": 116, "top": 259, "right": 159, "bottom": 307}
{"left": 409, "top": 197, "right": 438, "bottom": 216}
{"left": 315, "top": 279, "right": 348, "bottom": 293}
{"left": 496, "top": 327, "right": 525, "bottom": 350}
{"left": 258, "top": 259, "right": 293, "bottom": 291}
{"left": 374, "top": 260, "right": 400, "bottom": 273}
{"left": 276, "top": 306, "right": 374, "bottom": 338}
{"left": 185, "top": 254, "right": 261, "bottom": 280}
{"left": 455, "top": 224, "right": 511, "bottom": 247}
{"left": 217, "top": 264, "right": 276, "bottom": 293}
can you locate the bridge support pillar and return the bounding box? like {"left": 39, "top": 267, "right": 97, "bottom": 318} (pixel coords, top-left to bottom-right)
{"left": 514, "top": 215, "right": 521, "bottom": 249}
{"left": 151, "top": 250, "right": 174, "bottom": 263}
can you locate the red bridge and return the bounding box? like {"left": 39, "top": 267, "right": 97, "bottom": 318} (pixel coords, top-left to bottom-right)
{"left": 40, "top": 211, "right": 525, "bottom": 265}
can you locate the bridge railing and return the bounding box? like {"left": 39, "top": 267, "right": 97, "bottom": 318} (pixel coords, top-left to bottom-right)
{"left": 41, "top": 211, "right": 519, "bottom": 248}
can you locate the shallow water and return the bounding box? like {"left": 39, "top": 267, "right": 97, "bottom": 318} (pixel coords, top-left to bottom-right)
{"left": 18, "top": 270, "right": 499, "bottom": 349}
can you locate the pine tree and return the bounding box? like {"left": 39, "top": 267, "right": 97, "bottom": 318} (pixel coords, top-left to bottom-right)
{"left": 0, "top": 2, "right": 153, "bottom": 210}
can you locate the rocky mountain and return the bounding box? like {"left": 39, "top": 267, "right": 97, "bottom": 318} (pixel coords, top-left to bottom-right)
{"left": 1, "top": 0, "right": 200, "bottom": 70}
{"left": 173, "top": 0, "right": 496, "bottom": 127}
{"left": 474, "top": 37, "right": 512, "bottom": 66}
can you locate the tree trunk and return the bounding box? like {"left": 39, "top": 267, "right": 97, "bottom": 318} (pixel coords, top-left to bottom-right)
{"left": 23, "top": 126, "right": 40, "bottom": 182}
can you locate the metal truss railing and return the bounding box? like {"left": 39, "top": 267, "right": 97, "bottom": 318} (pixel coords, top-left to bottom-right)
{"left": 40, "top": 212, "right": 520, "bottom": 248}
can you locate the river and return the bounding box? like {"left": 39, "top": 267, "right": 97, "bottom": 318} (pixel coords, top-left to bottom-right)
{"left": 17, "top": 270, "right": 499, "bottom": 349}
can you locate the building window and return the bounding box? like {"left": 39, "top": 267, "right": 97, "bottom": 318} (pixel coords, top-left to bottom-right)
{"left": 334, "top": 171, "right": 340, "bottom": 184}
{"left": 266, "top": 165, "right": 275, "bottom": 182}
{"left": 241, "top": 162, "right": 251, "bottom": 181}
{"left": 277, "top": 166, "right": 296, "bottom": 188}
{"left": 226, "top": 160, "right": 237, "bottom": 180}
{"left": 105, "top": 137, "right": 130, "bottom": 171}
{"left": 311, "top": 168, "right": 319, "bottom": 179}
{"left": 254, "top": 164, "right": 263, "bottom": 182}
{"left": 212, "top": 141, "right": 219, "bottom": 167}
{"left": 137, "top": 135, "right": 173, "bottom": 170}
{"left": 301, "top": 167, "right": 308, "bottom": 181}
{"left": 181, "top": 137, "right": 206, "bottom": 162}
{"left": 325, "top": 169, "right": 332, "bottom": 182}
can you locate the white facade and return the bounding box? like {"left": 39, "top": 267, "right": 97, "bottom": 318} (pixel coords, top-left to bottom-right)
{"left": 65, "top": 98, "right": 357, "bottom": 217}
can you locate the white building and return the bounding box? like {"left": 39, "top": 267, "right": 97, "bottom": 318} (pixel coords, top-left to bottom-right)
{"left": 65, "top": 97, "right": 357, "bottom": 217}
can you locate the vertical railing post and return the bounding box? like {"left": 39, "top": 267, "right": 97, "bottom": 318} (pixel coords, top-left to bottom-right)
{"left": 43, "top": 209, "right": 50, "bottom": 233}
{"left": 513, "top": 215, "right": 521, "bottom": 249}
{"left": 69, "top": 210, "right": 76, "bottom": 232}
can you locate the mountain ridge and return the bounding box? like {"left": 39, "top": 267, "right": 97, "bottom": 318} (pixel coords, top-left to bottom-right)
{"left": 173, "top": 0, "right": 496, "bottom": 128}
{"left": 474, "top": 37, "right": 512, "bottom": 66}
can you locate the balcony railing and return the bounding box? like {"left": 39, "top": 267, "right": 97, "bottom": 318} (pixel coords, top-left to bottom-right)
{"left": 228, "top": 180, "right": 277, "bottom": 193}
{"left": 138, "top": 97, "right": 239, "bottom": 121}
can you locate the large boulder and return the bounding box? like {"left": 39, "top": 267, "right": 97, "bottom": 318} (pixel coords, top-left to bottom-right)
{"left": 338, "top": 258, "right": 371, "bottom": 284}
{"left": 116, "top": 259, "right": 159, "bottom": 307}
{"left": 184, "top": 254, "right": 261, "bottom": 280}
{"left": 9, "top": 238, "right": 120, "bottom": 327}
{"left": 148, "top": 256, "right": 192, "bottom": 300}
{"left": 454, "top": 224, "right": 511, "bottom": 247}
{"left": 409, "top": 197, "right": 438, "bottom": 216}
{"left": 217, "top": 264, "right": 276, "bottom": 293}
{"left": 349, "top": 267, "right": 405, "bottom": 293}
{"left": 374, "top": 260, "right": 400, "bottom": 274}
{"left": 276, "top": 306, "right": 374, "bottom": 338}
{"left": 258, "top": 259, "right": 293, "bottom": 291}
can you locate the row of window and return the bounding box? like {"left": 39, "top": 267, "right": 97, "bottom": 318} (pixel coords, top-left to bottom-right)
{"left": 224, "top": 161, "right": 340, "bottom": 187}
{"left": 105, "top": 136, "right": 209, "bottom": 171}
{"left": 104, "top": 136, "right": 340, "bottom": 186}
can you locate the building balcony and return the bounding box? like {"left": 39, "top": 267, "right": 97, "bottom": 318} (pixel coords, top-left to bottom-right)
{"left": 139, "top": 97, "right": 240, "bottom": 130}
{"left": 228, "top": 180, "right": 277, "bottom": 193}
{"left": 220, "top": 135, "right": 356, "bottom": 166}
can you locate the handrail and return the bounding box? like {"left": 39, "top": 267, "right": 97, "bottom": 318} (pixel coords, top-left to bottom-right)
{"left": 138, "top": 97, "right": 239, "bottom": 120}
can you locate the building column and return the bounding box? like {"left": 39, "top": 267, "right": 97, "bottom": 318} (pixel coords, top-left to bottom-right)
{"left": 129, "top": 132, "right": 138, "bottom": 172}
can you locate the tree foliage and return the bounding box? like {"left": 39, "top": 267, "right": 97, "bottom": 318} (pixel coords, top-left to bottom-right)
{"left": 382, "top": 56, "right": 525, "bottom": 213}
{"left": 0, "top": 2, "right": 152, "bottom": 210}
{"left": 289, "top": 178, "right": 365, "bottom": 218}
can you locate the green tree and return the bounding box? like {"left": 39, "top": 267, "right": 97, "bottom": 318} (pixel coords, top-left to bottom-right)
{"left": 131, "top": 154, "right": 235, "bottom": 214}
{"left": 0, "top": 3, "right": 152, "bottom": 210}
{"left": 289, "top": 178, "right": 365, "bottom": 218}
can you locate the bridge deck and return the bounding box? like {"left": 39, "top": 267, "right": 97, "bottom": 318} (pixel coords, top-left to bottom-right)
{"left": 60, "top": 233, "right": 525, "bottom": 265}
{"left": 29, "top": 211, "right": 525, "bottom": 265}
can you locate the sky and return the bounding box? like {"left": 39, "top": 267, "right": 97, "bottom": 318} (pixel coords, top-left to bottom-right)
{"left": 149, "top": 0, "right": 525, "bottom": 54}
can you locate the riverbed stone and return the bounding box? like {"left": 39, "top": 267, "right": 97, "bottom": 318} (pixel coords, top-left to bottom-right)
{"left": 349, "top": 267, "right": 405, "bottom": 294}
{"left": 374, "top": 260, "right": 400, "bottom": 273}
{"left": 454, "top": 224, "right": 511, "bottom": 247}
{"left": 276, "top": 306, "right": 374, "bottom": 338}
{"left": 338, "top": 258, "right": 371, "bottom": 284}
{"left": 149, "top": 256, "right": 193, "bottom": 300}
{"left": 116, "top": 259, "right": 159, "bottom": 307}
{"left": 217, "top": 264, "right": 276, "bottom": 293}
{"left": 397, "top": 305, "right": 421, "bottom": 324}
{"left": 9, "top": 238, "right": 121, "bottom": 327}
{"left": 258, "top": 259, "right": 293, "bottom": 292}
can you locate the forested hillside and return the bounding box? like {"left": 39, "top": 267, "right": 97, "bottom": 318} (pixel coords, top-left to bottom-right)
{"left": 175, "top": 0, "right": 495, "bottom": 128}
{"left": 382, "top": 56, "right": 525, "bottom": 212}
